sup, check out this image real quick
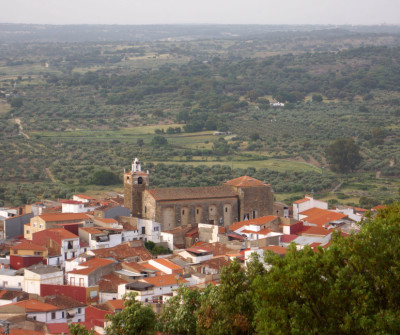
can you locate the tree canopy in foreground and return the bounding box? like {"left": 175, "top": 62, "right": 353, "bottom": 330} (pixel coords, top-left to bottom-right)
{"left": 108, "top": 203, "right": 400, "bottom": 334}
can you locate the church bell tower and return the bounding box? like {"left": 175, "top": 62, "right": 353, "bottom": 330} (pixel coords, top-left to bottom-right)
{"left": 124, "top": 158, "right": 149, "bottom": 217}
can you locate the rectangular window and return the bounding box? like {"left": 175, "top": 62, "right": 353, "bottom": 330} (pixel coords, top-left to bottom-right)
{"left": 182, "top": 209, "right": 185, "bottom": 215}
{"left": 78, "top": 308, "right": 81, "bottom": 314}
{"left": 252, "top": 211, "right": 256, "bottom": 219}
{"left": 26, "top": 230, "right": 30, "bottom": 234}
{"left": 51, "top": 312, "right": 56, "bottom": 319}
{"left": 141, "top": 227, "right": 145, "bottom": 234}
{"left": 62, "top": 312, "right": 64, "bottom": 318}
{"left": 79, "top": 278, "right": 84, "bottom": 287}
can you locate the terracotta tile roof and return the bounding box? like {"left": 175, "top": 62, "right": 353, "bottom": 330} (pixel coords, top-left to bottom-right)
{"left": 372, "top": 205, "right": 387, "bottom": 210}
{"left": 261, "top": 245, "right": 287, "bottom": 255}
{"left": 199, "top": 257, "right": 230, "bottom": 271}
{"left": 8, "top": 329, "right": 43, "bottom": 335}
{"left": 257, "top": 228, "right": 274, "bottom": 235}
{"left": 33, "top": 228, "right": 78, "bottom": 246}
{"left": 91, "top": 244, "right": 153, "bottom": 262}
{"left": 46, "top": 323, "right": 70, "bottom": 334}
{"left": 151, "top": 258, "right": 183, "bottom": 271}
{"left": 106, "top": 299, "right": 125, "bottom": 311}
{"left": 142, "top": 274, "right": 187, "bottom": 287}
{"left": 44, "top": 295, "right": 86, "bottom": 308}
{"left": 280, "top": 234, "right": 298, "bottom": 243}
{"left": 80, "top": 227, "right": 103, "bottom": 235}
{"left": 302, "top": 209, "right": 348, "bottom": 227}
{"left": 8, "top": 299, "right": 59, "bottom": 312}
{"left": 122, "top": 261, "right": 147, "bottom": 273}
{"left": 74, "top": 194, "right": 97, "bottom": 200}
{"left": 301, "top": 226, "right": 332, "bottom": 237}
{"left": 10, "top": 241, "right": 47, "bottom": 251}
{"left": 38, "top": 213, "right": 90, "bottom": 222}
{"left": 62, "top": 200, "right": 83, "bottom": 205}
{"left": 98, "top": 273, "right": 128, "bottom": 293}
{"left": 80, "top": 258, "right": 115, "bottom": 268}
{"left": 353, "top": 207, "right": 368, "bottom": 212}
{"left": 230, "top": 215, "right": 278, "bottom": 231}
{"left": 293, "top": 197, "right": 311, "bottom": 204}
{"left": 0, "top": 290, "right": 27, "bottom": 301}
{"left": 224, "top": 175, "right": 266, "bottom": 187}
{"left": 146, "top": 186, "right": 237, "bottom": 201}
{"left": 68, "top": 267, "right": 97, "bottom": 275}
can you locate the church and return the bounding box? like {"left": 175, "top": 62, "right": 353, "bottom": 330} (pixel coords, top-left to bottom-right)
{"left": 124, "top": 158, "right": 274, "bottom": 231}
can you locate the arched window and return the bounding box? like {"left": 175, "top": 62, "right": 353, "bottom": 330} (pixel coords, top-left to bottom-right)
{"left": 137, "top": 177, "right": 143, "bottom": 184}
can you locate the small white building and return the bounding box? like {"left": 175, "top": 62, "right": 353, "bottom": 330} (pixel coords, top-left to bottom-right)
{"left": 292, "top": 195, "right": 328, "bottom": 220}
{"left": 24, "top": 264, "right": 64, "bottom": 295}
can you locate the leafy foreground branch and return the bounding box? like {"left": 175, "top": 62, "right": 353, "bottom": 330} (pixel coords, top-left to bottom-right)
{"left": 103, "top": 203, "right": 400, "bottom": 334}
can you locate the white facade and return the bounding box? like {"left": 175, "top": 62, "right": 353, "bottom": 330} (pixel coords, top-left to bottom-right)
{"left": 0, "top": 270, "right": 24, "bottom": 290}
{"left": 178, "top": 250, "right": 213, "bottom": 264}
{"left": 160, "top": 232, "right": 174, "bottom": 250}
{"left": 24, "top": 268, "right": 64, "bottom": 295}
{"left": 89, "top": 232, "right": 122, "bottom": 250}
{"left": 66, "top": 273, "right": 89, "bottom": 287}
{"left": 27, "top": 306, "right": 86, "bottom": 324}
{"left": 61, "top": 238, "right": 80, "bottom": 263}
{"left": 138, "top": 219, "right": 161, "bottom": 243}
{"left": 293, "top": 196, "right": 328, "bottom": 220}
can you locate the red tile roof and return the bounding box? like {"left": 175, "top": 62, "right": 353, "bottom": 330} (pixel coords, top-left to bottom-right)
{"left": 261, "top": 245, "right": 287, "bottom": 255}
{"left": 7, "top": 299, "right": 59, "bottom": 312}
{"left": 38, "top": 213, "right": 90, "bottom": 222}
{"left": 230, "top": 215, "right": 278, "bottom": 231}
{"left": 91, "top": 243, "right": 153, "bottom": 262}
{"left": 142, "top": 274, "right": 187, "bottom": 287}
{"left": 151, "top": 258, "right": 183, "bottom": 271}
{"left": 9, "top": 329, "right": 43, "bottom": 335}
{"left": 75, "top": 194, "right": 97, "bottom": 200}
{"left": 10, "top": 241, "right": 47, "bottom": 251}
{"left": 301, "top": 226, "right": 332, "bottom": 237}
{"left": 280, "top": 234, "right": 298, "bottom": 243}
{"left": 106, "top": 299, "right": 125, "bottom": 311}
{"left": 293, "top": 197, "right": 311, "bottom": 204}
{"left": 80, "top": 258, "right": 115, "bottom": 268}
{"left": 300, "top": 208, "right": 347, "bottom": 227}
{"left": 224, "top": 175, "right": 266, "bottom": 187}
{"left": 98, "top": 273, "right": 128, "bottom": 293}
{"left": 80, "top": 227, "right": 103, "bottom": 235}
{"left": 33, "top": 228, "right": 78, "bottom": 246}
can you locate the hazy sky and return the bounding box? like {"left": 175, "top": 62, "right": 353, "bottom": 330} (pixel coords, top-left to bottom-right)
{"left": 2, "top": 0, "right": 400, "bottom": 26}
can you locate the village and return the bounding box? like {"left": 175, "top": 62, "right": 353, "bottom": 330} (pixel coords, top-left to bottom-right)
{"left": 0, "top": 158, "right": 381, "bottom": 334}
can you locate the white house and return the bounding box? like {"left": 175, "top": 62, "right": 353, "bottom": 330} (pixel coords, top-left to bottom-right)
{"left": 24, "top": 264, "right": 64, "bottom": 295}
{"left": 0, "top": 268, "right": 24, "bottom": 290}
{"left": 119, "top": 274, "right": 188, "bottom": 303}
{"left": 292, "top": 195, "right": 328, "bottom": 220}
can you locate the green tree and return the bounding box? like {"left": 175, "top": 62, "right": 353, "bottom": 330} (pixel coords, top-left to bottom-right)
{"left": 68, "top": 324, "right": 94, "bottom": 335}
{"left": 326, "top": 138, "right": 362, "bottom": 173}
{"left": 197, "top": 259, "right": 254, "bottom": 335}
{"left": 312, "top": 93, "right": 323, "bottom": 102}
{"left": 107, "top": 293, "right": 156, "bottom": 335}
{"left": 88, "top": 169, "right": 120, "bottom": 185}
{"left": 151, "top": 135, "right": 168, "bottom": 146}
{"left": 160, "top": 285, "right": 201, "bottom": 335}
{"left": 253, "top": 202, "right": 400, "bottom": 335}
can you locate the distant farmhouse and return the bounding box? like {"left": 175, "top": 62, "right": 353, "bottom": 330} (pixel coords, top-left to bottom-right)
{"left": 124, "top": 158, "right": 274, "bottom": 231}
